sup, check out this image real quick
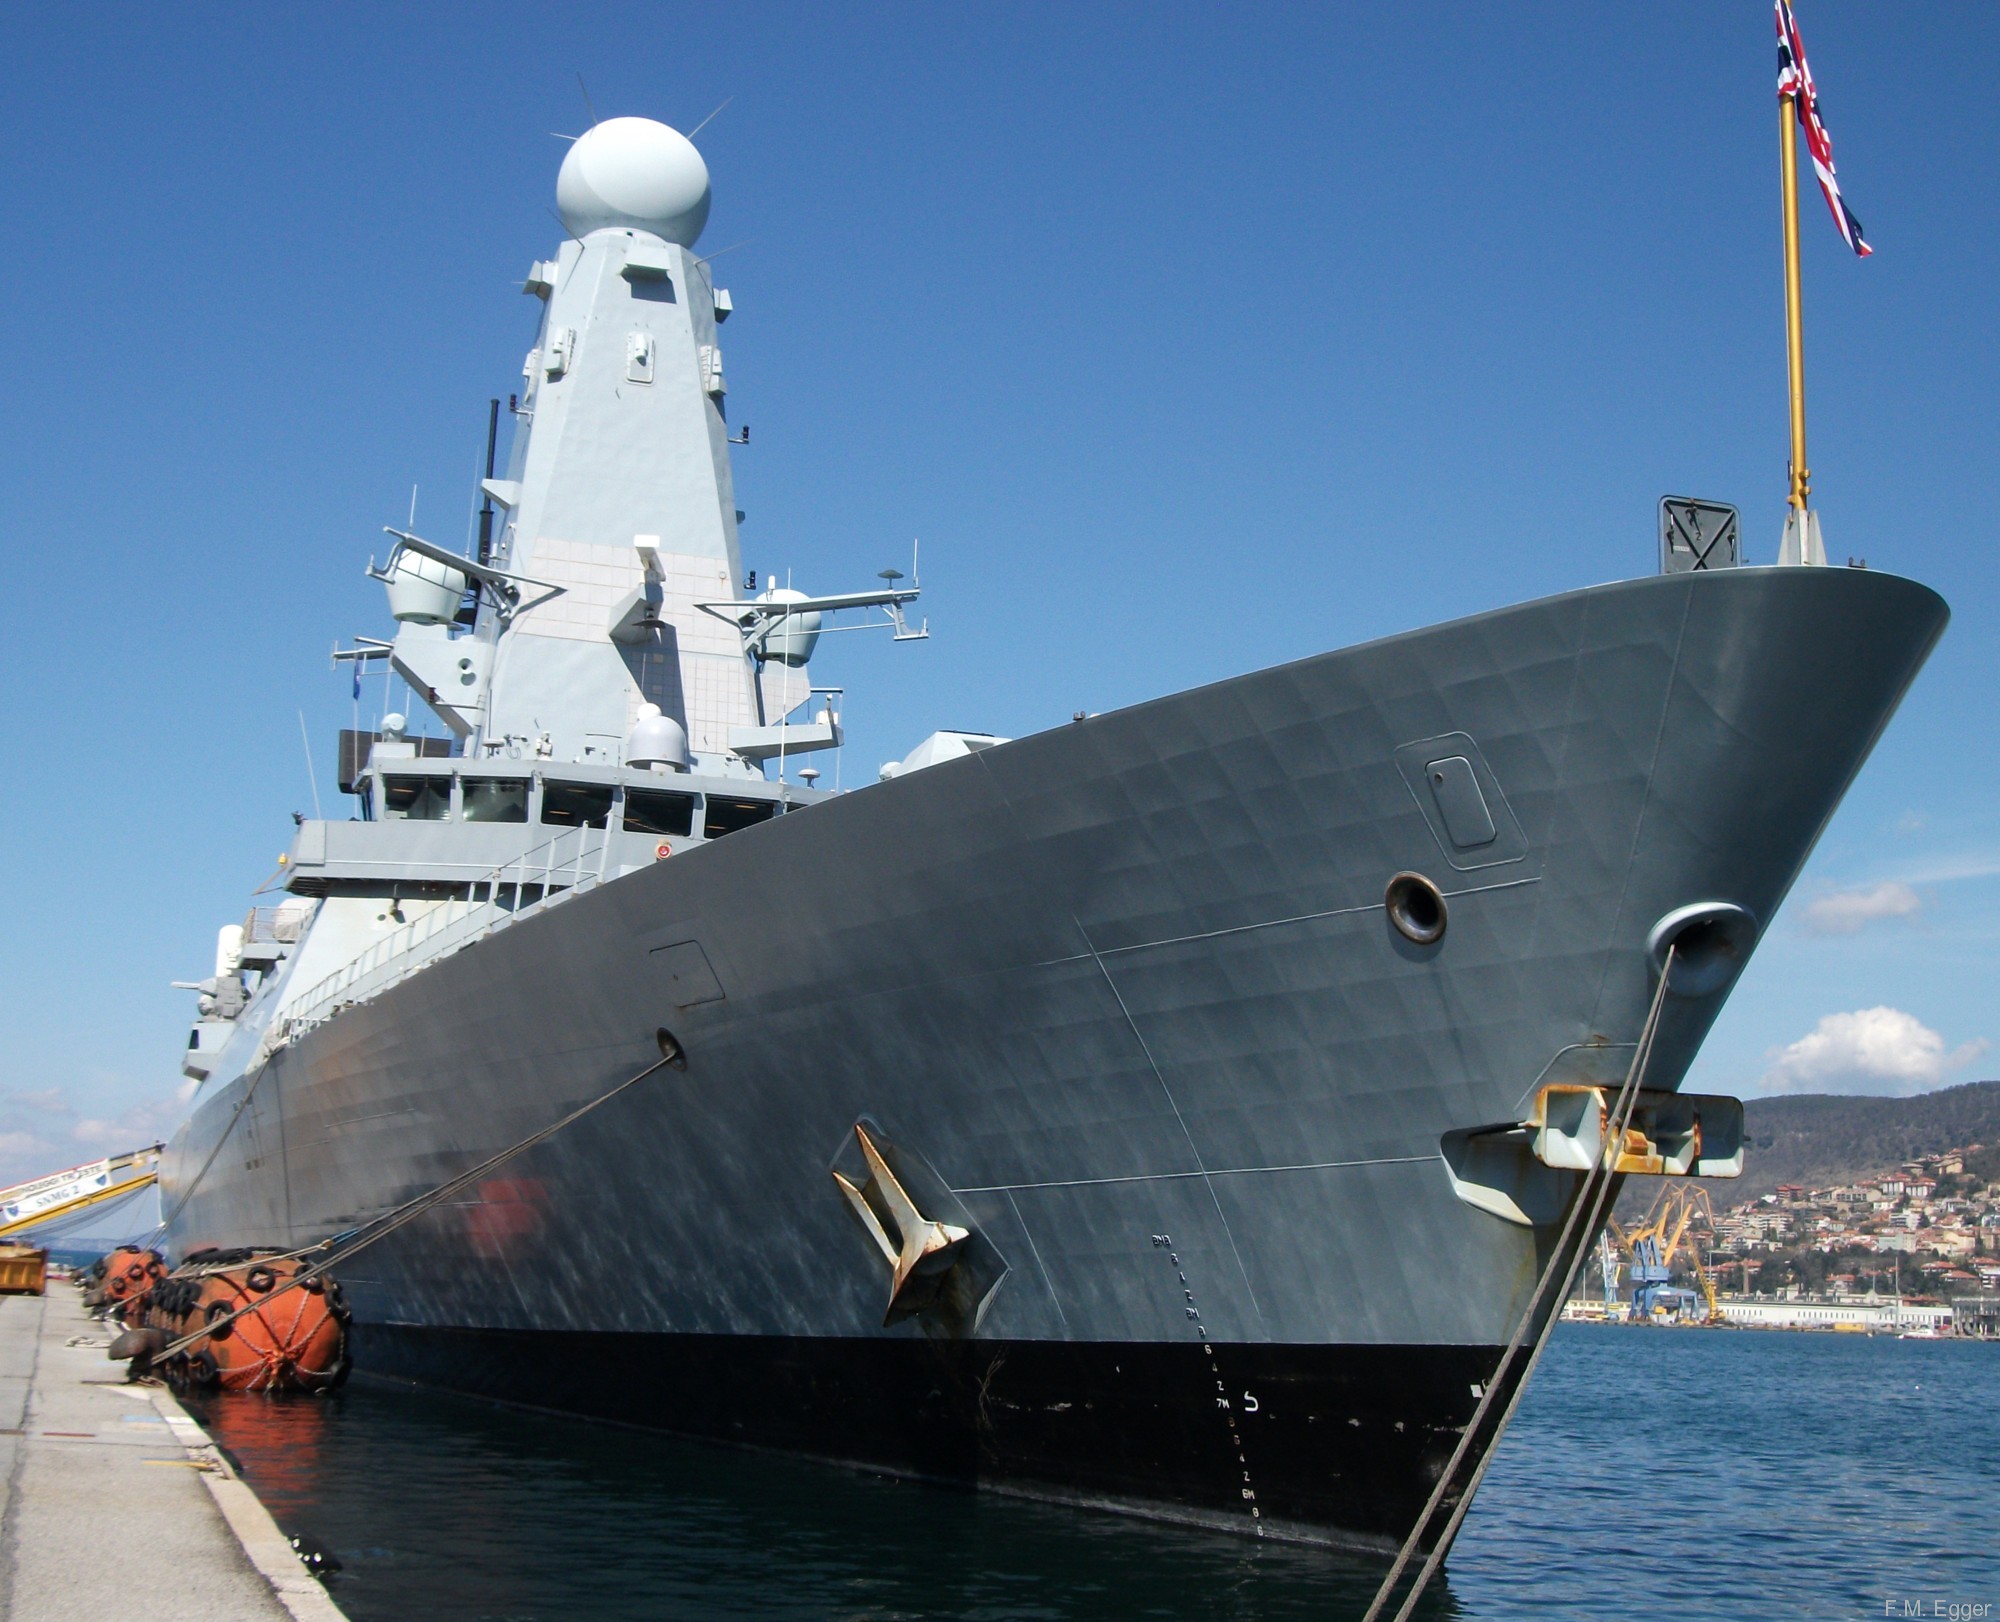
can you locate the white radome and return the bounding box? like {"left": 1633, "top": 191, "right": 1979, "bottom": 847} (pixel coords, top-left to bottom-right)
{"left": 624, "top": 702, "right": 690, "bottom": 771}
{"left": 556, "top": 116, "right": 711, "bottom": 245}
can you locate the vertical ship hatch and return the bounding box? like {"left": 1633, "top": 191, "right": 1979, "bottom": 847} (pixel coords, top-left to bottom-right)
{"left": 1393, "top": 732, "right": 1532, "bottom": 871}
{"left": 1423, "top": 756, "right": 1496, "bottom": 848}
{"left": 648, "top": 940, "right": 725, "bottom": 1007}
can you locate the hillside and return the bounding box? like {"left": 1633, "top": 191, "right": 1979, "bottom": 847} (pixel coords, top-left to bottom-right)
{"left": 1727, "top": 1080, "right": 2000, "bottom": 1202}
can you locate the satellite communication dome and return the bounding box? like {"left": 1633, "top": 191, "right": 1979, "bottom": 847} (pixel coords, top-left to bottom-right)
{"left": 556, "top": 117, "right": 711, "bottom": 245}
{"left": 756, "top": 586, "right": 822, "bottom": 667}
{"left": 624, "top": 702, "right": 690, "bottom": 772}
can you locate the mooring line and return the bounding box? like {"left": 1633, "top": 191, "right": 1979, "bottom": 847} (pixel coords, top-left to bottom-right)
{"left": 147, "top": 1051, "right": 676, "bottom": 1364}
{"left": 1360, "top": 946, "right": 1677, "bottom": 1622}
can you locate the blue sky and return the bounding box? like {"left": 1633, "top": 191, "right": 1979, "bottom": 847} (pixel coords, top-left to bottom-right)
{"left": 0, "top": 4, "right": 1994, "bottom": 1186}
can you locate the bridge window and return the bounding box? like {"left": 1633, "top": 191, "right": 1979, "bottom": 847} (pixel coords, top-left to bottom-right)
{"left": 624, "top": 789, "right": 695, "bottom": 838}
{"left": 704, "top": 797, "right": 778, "bottom": 839}
{"left": 381, "top": 775, "right": 451, "bottom": 821}
{"left": 542, "top": 782, "right": 614, "bottom": 828}
{"left": 462, "top": 777, "right": 529, "bottom": 823}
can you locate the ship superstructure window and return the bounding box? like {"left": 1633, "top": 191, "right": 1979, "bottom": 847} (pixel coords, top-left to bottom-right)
{"left": 461, "top": 777, "right": 529, "bottom": 823}
{"left": 624, "top": 788, "right": 695, "bottom": 838}
{"left": 704, "top": 797, "right": 778, "bottom": 839}
{"left": 381, "top": 775, "right": 451, "bottom": 821}
{"left": 542, "top": 782, "right": 614, "bottom": 829}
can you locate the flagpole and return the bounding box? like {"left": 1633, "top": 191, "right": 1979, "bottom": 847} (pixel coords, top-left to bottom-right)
{"left": 1779, "top": 87, "right": 1809, "bottom": 517}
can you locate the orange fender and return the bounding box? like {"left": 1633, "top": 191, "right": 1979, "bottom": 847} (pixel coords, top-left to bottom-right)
{"left": 90, "top": 1246, "right": 168, "bottom": 1325}
{"left": 144, "top": 1258, "right": 351, "bottom": 1394}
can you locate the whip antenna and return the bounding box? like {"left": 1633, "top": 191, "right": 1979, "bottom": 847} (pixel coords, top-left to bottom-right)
{"left": 687, "top": 96, "right": 732, "bottom": 139}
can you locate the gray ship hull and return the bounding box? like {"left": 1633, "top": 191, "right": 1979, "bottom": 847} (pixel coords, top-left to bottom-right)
{"left": 163, "top": 563, "right": 1945, "bottom": 1548}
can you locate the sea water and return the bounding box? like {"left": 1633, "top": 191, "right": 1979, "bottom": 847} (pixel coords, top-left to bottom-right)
{"left": 187, "top": 1325, "right": 2000, "bottom": 1620}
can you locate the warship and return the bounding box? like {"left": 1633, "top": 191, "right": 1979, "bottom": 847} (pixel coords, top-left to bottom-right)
{"left": 159, "top": 115, "right": 1946, "bottom": 1550}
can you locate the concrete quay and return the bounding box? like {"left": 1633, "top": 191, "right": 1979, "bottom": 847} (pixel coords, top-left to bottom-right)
{"left": 0, "top": 1286, "right": 344, "bottom": 1621}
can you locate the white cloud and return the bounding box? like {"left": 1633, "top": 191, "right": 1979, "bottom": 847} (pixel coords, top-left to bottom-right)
{"left": 1900, "top": 851, "right": 2000, "bottom": 886}
{"left": 72, "top": 1093, "right": 188, "bottom": 1152}
{"left": 4, "top": 1089, "right": 73, "bottom": 1116}
{"left": 0, "top": 1081, "right": 193, "bottom": 1191}
{"left": 70, "top": 1119, "right": 124, "bottom": 1147}
{"left": 0, "top": 1131, "right": 61, "bottom": 1191}
{"left": 1802, "top": 880, "right": 1924, "bottom": 937}
{"left": 1760, "top": 1006, "right": 1989, "bottom": 1097}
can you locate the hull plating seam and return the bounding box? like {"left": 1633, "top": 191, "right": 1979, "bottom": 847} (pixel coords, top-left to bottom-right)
{"left": 1074, "top": 873, "right": 1543, "bottom": 963}
{"left": 956, "top": 1153, "right": 1441, "bottom": 1195}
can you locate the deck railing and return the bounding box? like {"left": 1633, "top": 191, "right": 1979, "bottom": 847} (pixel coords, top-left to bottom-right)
{"left": 258, "top": 823, "right": 616, "bottom": 1058}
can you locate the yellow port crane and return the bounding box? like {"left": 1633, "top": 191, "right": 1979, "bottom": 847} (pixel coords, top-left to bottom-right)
{"left": 1608, "top": 1183, "right": 1724, "bottom": 1323}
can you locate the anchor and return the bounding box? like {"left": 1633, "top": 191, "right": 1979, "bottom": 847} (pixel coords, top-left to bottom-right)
{"left": 831, "top": 1124, "right": 969, "bottom": 1325}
